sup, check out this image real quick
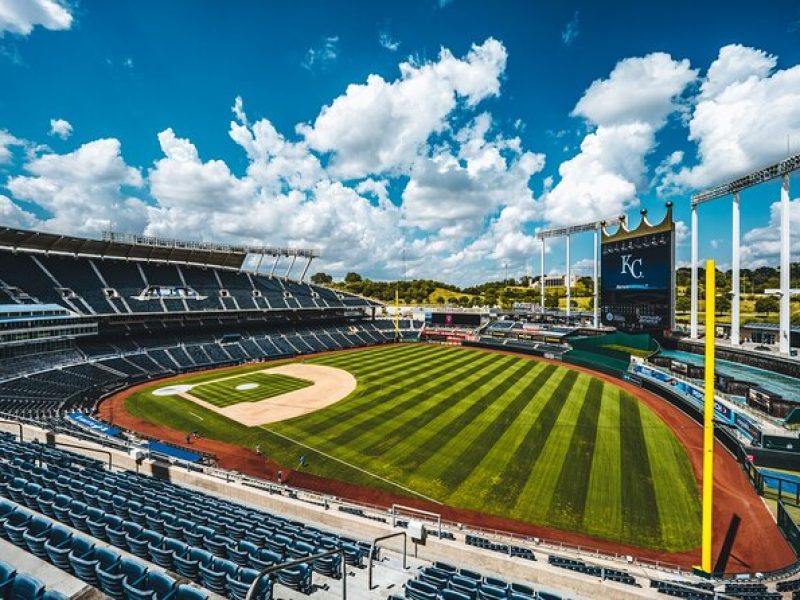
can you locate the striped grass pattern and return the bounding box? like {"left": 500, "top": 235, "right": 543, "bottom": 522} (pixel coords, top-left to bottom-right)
{"left": 188, "top": 372, "right": 312, "bottom": 407}
{"left": 126, "top": 343, "right": 701, "bottom": 551}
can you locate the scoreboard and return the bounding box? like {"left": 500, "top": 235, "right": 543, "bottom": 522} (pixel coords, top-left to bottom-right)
{"left": 600, "top": 206, "right": 675, "bottom": 334}
{"left": 426, "top": 312, "right": 482, "bottom": 327}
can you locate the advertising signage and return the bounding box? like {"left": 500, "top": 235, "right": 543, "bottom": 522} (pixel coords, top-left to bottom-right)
{"left": 601, "top": 206, "right": 675, "bottom": 334}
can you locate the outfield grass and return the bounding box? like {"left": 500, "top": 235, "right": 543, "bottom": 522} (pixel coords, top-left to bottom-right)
{"left": 125, "top": 343, "right": 701, "bottom": 551}
{"left": 188, "top": 372, "right": 312, "bottom": 407}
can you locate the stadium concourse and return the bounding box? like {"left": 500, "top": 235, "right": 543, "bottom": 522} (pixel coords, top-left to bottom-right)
{"left": 0, "top": 225, "right": 797, "bottom": 600}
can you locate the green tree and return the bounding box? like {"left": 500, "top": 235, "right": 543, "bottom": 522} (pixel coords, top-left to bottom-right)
{"left": 755, "top": 296, "right": 779, "bottom": 313}
{"left": 344, "top": 272, "right": 362, "bottom": 284}
{"left": 310, "top": 272, "right": 333, "bottom": 285}
{"left": 715, "top": 293, "right": 731, "bottom": 313}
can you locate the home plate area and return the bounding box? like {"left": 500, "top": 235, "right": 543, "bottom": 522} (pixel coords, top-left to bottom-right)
{"left": 153, "top": 364, "right": 356, "bottom": 426}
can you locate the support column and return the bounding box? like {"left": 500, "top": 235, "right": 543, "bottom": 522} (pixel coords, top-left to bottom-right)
{"left": 565, "top": 234, "right": 571, "bottom": 319}
{"left": 731, "top": 193, "right": 741, "bottom": 346}
{"left": 593, "top": 228, "right": 599, "bottom": 329}
{"left": 284, "top": 254, "right": 297, "bottom": 279}
{"left": 780, "top": 174, "right": 791, "bottom": 355}
{"left": 540, "top": 239, "right": 546, "bottom": 315}
{"left": 269, "top": 255, "right": 280, "bottom": 278}
{"left": 299, "top": 257, "right": 313, "bottom": 283}
{"left": 691, "top": 204, "right": 699, "bottom": 339}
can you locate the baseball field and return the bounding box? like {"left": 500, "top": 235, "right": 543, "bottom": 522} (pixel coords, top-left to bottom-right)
{"left": 124, "top": 343, "right": 701, "bottom": 552}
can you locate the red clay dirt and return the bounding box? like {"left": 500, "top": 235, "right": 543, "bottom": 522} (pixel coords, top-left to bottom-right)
{"left": 97, "top": 344, "right": 795, "bottom": 574}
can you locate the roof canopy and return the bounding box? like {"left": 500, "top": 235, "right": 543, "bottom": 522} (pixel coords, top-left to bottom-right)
{"left": 0, "top": 227, "right": 319, "bottom": 270}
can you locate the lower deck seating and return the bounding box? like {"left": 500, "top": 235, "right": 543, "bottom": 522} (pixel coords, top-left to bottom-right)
{"left": 0, "top": 433, "right": 376, "bottom": 598}
{"left": 0, "top": 320, "right": 403, "bottom": 426}
{"left": 397, "top": 560, "right": 562, "bottom": 600}
{"left": 547, "top": 555, "right": 637, "bottom": 586}
{"left": 464, "top": 534, "right": 535, "bottom": 561}
{"left": 0, "top": 558, "right": 69, "bottom": 600}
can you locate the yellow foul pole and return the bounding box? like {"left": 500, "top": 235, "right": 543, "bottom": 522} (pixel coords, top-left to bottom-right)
{"left": 394, "top": 288, "right": 401, "bottom": 341}
{"left": 701, "top": 259, "right": 715, "bottom": 574}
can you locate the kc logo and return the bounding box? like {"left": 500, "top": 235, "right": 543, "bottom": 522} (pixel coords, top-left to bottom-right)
{"left": 620, "top": 254, "right": 644, "bottom": 279}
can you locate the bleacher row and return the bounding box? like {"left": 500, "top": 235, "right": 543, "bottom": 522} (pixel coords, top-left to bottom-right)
{"left": 646, "top": 578, "right": 788, "bottom": 599}
{"left": 0, "top": 320, "right": 409, "bottom": 424}
{"left": 0, "top": 251, "right": 375, "bottom": 315}
{"left": 0, "top": 560, "right": 67, "bottom": 600}
{"left": 0, "top": 432, "right": 367, "bottom": 598}
{"left": 464, "top": 534, "right": 535, "bottom": 561}
{"left": 0, "top": 433, "right": 577, "bottom": 600}
{"left": 392, "top": 561, "right": 559, "bottom": 600}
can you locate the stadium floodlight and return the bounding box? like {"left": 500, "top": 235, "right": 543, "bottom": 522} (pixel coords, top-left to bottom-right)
{"left": 691, "top": 152, "right": 800, "bottom": 206}
{"left": 535, "top": 215, "right": 624, "bottom": 240}
{"left": 689, "top": 153, "right": 799, "bottom": 356}
{"left": 535, "top": 215, "right": 623, "bottom": 326}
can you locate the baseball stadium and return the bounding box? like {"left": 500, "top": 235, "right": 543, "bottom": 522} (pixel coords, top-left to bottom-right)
{"left": 1, "top": 3, "right": 800, "bottom": 600}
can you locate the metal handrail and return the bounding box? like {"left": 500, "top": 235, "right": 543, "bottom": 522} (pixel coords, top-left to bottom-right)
{"left": 244, "top": 549, "right": 346, "bottom": 600}
{"left": 368, "top": 531, "right": 407, "bottom": 589}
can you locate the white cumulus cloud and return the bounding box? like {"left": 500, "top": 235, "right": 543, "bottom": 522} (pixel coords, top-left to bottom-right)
{"left": 298, "top": 38, "right": 508, "bottom": 179}
{"left": 542, "top": 52, "right": 697, "bottom": 226}
{"left": 664, "top": 44, "right": 800, "bottom": 192}
{"left": 48, "top": 118, "right": 72, "bottom": 140}
{"left": 0, "top": 0, "right": 73, "bottom": 36}
{"left": 0, "top": 128, "right": 23, "bottom": 162}
{"left": 6, "top": 138, "right": 148, "bottom": 235}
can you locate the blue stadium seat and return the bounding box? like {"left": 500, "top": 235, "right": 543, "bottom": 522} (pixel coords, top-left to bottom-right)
{"left": 274, "top": 563, "right": 312, "bottom": 594}
{"left": 22, "top": 515, "right": 52, "bottom": 559}
{"left": 199, "top": 557, "right": 238, "bottom": 595}
{"left": 67, "top": 537, "right": 99, "bottom": 586}
{"left": 123, "top": 570, "right": 178, "bottom": 600}
{"left": 4, "top": 509, "right": 33, "bottom": 546}
{"left": 43, "top": 525, "right": 73, "bottom": 571}
{"left": 10, "top": 573, "right": 45, "bottom": 600}
{"left": 175, "top": 585, "right": 210, "bottom": 600}
{"left": 0, "top": 560, "right": 17, "bottom": 597}
{"left": 96, "top": 555, "right": 145, "bottom": 600}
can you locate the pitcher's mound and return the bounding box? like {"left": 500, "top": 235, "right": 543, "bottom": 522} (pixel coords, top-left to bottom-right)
{"left": 177, "top": 363, "right": 356, "bottom": 427}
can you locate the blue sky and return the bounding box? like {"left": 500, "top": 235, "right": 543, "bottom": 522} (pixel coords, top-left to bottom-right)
{"left": 0, "top": 0, "right": 799, "bottom": 284}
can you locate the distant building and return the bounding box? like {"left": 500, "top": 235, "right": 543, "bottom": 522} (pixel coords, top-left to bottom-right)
{"left": 530, "top": 274, "right": 578, "bottom": 290}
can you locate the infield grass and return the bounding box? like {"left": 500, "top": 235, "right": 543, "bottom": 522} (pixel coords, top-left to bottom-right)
{"left": 125, "top": 343, "right": 701, "bottom": 551}
{"left": 188, "top": 372, "right": 312, "bottom": 407}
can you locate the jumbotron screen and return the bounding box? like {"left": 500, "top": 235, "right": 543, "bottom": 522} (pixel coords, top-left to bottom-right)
{"left": 428, "top": 312, "right": 482, "bottom": 327}
{"left": 600, "top": 228, "right": 674, "bottom": 333}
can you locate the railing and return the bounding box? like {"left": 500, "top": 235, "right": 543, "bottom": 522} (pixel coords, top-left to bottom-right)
{"left": 244, "top": 549, "right": 346, "bottom": 600}
{"left": 368, "top": 532, "right": 408, "bottom": 589}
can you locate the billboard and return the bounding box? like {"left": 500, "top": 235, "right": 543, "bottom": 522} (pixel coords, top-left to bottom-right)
{"left": 601, "top": 206, "right": 675, "bottom": 334}
{"left": 428, "top": 312, "right": 482, "bottom": 327}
